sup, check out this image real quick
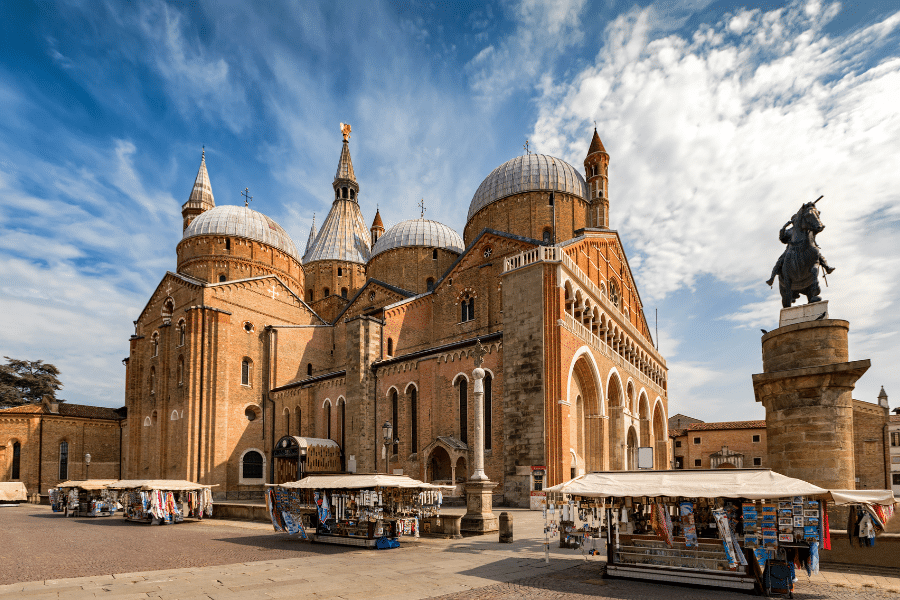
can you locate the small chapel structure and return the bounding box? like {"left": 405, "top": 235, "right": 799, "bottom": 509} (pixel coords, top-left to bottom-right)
{"left": 123, "top": 126, "right": 669, "bottom": 505}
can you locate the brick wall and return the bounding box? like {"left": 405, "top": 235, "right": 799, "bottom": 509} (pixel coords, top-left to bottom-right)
{"left": 671, "top": 424, "right": 767, "bottom": 470}
{"left": 852, "top": 399, "right": 888, "bottom": 489}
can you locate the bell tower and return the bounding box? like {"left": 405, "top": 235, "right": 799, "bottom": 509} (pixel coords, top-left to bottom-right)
{"left": 584, "top": 128, "right": 610, "bottom": 229}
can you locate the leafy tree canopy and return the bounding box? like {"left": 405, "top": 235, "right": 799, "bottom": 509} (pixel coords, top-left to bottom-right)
{"left": 0, "top": 357, "right": 64, "bottom": 407}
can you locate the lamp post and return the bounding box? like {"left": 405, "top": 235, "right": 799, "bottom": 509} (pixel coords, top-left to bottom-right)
{"left": 84, "top": 453, "right": 91, "bottom": 480}
{"left": 382, "top": 421, "right": 392, "bottom": 475}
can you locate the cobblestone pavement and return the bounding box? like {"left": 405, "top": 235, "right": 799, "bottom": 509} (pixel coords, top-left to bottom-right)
{"left": 1, "top": 505, "right": 897, "bottom": 599}
{"left": 0, "top": 504, "right": 343, "bottom": 585}
{"left": 433, "top": 564, "right": 900, "bottom": 599}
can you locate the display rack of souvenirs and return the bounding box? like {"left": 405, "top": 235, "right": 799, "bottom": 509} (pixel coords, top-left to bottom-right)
{"left": 267, "top": 475, "right": 449, "bottom": 548}
{"left": 105, "top": 481, "right": 213, "bottom": 524}
{"left": 52, "top": 480, "right": 120, "bottom": 517}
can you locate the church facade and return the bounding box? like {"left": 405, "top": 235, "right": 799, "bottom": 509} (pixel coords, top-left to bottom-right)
{"left": 124, "top": 126, "right": 669, "bottom": 505}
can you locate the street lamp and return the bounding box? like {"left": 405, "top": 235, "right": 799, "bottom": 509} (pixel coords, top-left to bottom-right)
{"left": 382, "top": 421, "right": 392, "bottom": 474}
{"left": 84, "top": 453, "right": 91, "bottom": 480}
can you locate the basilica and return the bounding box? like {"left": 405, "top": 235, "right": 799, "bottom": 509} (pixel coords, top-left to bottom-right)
{"left": 123, "top": 125, "right": 669, "bottom": 506}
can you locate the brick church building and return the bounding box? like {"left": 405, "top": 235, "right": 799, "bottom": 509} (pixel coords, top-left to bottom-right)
{"left": 123, "top": 126, "right": 669, "bottom": 505}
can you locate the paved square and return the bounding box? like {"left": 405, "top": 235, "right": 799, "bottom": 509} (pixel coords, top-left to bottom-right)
{"left": 0, "top": 505, "right": 897, "bottom": 599}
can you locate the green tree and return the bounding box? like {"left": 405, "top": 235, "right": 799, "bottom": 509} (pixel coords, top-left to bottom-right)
{"left": 0, "top": 357, "right": 64, "bottom": 407}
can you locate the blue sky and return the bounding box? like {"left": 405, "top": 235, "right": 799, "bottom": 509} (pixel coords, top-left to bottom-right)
{"left": 1, "top": 0, "right": 898, "bottom": 420}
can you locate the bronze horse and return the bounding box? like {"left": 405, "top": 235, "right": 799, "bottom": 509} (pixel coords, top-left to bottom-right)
{"left": 766, "top": 200, "right": 835, "bottom": 308}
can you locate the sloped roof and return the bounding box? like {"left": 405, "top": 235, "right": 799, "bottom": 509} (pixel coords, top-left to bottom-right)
{"left": 587, "top": 128, "right": 606, "bottom": 155}
{"left": 687, "top": 420, "right": 766, "bottom": 431}
{"left": 0, "top": 403, "right": 124, "bottom": 420}
{"left": 303, "top": 199, "right": 371, "bottom": 264}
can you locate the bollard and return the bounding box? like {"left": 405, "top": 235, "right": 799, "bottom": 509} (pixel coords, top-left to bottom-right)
{"left": 499, "top": 511, "right": 513, "bottom": 543}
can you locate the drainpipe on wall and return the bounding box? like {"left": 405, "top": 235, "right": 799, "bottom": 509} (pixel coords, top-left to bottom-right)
{"left": 37, "top": 414, "right": 43, "bottom": 502}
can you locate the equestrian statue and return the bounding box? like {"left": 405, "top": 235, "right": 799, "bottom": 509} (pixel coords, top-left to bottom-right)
{"left": 766, "top": 196, "right": 835, "bottom": 308}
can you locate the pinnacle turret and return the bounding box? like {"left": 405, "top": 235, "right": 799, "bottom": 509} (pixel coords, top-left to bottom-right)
{"left": 304, "top": 214, "right": 317, "bottom": 257}
{"left": 371, "top": 208, "right": 384, "bottom": 246}
{"left": 182, "top": 148, "right": 216, "bottom": 231}
{"left": 333, "top": 123, "right": 359, "bottom": 202}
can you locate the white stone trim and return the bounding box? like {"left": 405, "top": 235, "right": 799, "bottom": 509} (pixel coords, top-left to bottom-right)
{"left": 238, "top": 447, "right": 267, "bottom": 485}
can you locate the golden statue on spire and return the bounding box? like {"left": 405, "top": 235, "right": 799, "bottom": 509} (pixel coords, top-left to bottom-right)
{"left": 340, "top": 122, "right": 352, "bottom": 141}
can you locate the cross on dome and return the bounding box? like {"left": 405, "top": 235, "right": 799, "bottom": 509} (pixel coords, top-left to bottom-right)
{"left": 242, "top": 187, "right": 253, "bottom": 207}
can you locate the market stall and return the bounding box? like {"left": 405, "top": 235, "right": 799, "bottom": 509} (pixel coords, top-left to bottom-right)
{"left": 266, "top": 474, "right": 452, "bottom": 548}
{"left": 52, "top": 480, "right": 119, "bottom": 516}
{"left": 0, "top": 481, "right": 27, "bottom": 505}
{"left": 543, "top": 470, "right": 895, "bottom": 594}
{"left": 106, "top": 480, "right": 214, "bottom": 524}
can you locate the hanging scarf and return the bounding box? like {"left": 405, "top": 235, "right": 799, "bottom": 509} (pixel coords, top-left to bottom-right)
{"left": 712, "top": 508, "right": 746, "bottom": 569}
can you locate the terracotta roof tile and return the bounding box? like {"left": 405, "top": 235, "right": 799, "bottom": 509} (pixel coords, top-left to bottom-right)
{"left": 669, "top": 428, "right": 687, "bottom": 437}
{"left": 687, "top": 420, "right": 766, "bottom": 431}
{"left": 0, "top": 403, "right": 123, "bottom": 420}
{"left": 588, "top": 129, "right": 606, "bottom": 155}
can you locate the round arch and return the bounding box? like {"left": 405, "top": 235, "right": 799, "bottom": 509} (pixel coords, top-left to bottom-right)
{"left": 565, "top": 346, "right": 605, "bottom": 416}
{"left": 452, "top": 373, "right": 470, "bottom": 386}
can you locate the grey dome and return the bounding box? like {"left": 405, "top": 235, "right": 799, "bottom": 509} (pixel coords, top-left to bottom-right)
{"left": 467, "top": 154, "right": 588, "bottom": 222}
{"left": 183, "top": 205, "right": 301, "bottom": 261}
{"left": 370, "top": 218, "right": 464, "bottom": 260}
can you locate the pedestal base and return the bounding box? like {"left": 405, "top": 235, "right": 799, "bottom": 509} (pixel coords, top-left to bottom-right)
{"left": 460, "top": 480, "right": 498, "bottom": 535}
{"left": 779, "top": 300, "right": 828, "bottom": 327}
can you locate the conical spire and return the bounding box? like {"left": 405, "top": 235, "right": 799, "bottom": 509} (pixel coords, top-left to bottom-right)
{"left": 588, "top": 128, "right": 606, "bottom": 155}
{"left": 332, "top": 123, "right": 359, "bottom": 203}
{"left": 305, "top": 213, "right": 317, "bottom": 257}
{"left": 371, "top": 209, "right": 384, "bottom": 230}
{"left": 181, "top": 148, "right": 216, "bottom": 231}
{"left": 188, "top": 148, "right": 215, "bottom": 207}
{"left": 335, "top": 139, "right": 357, "bottom": 183}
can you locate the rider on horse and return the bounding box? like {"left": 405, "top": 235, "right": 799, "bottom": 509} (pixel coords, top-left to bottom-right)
{"left": 766, "top": 202, "right": 835, "bottom": 288}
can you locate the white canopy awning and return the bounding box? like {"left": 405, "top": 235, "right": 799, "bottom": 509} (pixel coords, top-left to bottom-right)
{"left": 544, "top": 469, "right": 827, "bottom": 500}
{"left": 106, "top": 479, "right": 215, "bottom": 491}
{"left": 826, "top": 489, "right": 896, "bottom": 506}
{"left": 271, "top": 474, "right": 454, "bottom": 491}
{"left": 0, "top": 481, "right": 27, "bottom": 501}
{"left": 57, "top": 479, "right": 119, "bottom": 491}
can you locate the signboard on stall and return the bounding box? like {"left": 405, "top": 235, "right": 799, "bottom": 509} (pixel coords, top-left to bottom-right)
{"left": 530, "top": 466, "right": 547, "bottom": 510}
{"left": 638, "top": 447, "right": 653, "bottom": 469}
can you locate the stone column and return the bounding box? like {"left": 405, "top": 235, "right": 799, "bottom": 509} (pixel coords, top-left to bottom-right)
{"left": 461, "top": 340, "right": 499, "bottom": 535}
{"left": 752, "top": 307, "right": 869, "bottom": 489}
{"left": 471, "top": 366, "right": 488, "bottom": 481}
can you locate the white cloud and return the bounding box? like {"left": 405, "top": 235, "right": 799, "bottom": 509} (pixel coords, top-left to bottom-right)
{"left": 466, "top": 0, "right": 588, "bottom": 106}
{"left": 530, "top": 0, "right": 900, "bottom": 415}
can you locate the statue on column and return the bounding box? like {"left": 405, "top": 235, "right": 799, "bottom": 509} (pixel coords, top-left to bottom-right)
{"left": 765, "top": 196, "right": 835, "bottom": 308}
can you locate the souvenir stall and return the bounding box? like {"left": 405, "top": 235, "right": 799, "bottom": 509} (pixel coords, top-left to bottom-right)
{"left": 52, "top": 480, "right": 119, "bottom": 516}
{"left": 542, "top": 470, "right": 874, "bottom": 594}
{"left": 267, "top": 474, "right": 452, "bottom": 548}
{"left": 106, "top": 480, "right": 214, "bottom": 524}
{"left": 0, "top": 481, "right": 27, "bottom": 505}
{"left": 828, "top": 489, "right": 896, "bottom": 547}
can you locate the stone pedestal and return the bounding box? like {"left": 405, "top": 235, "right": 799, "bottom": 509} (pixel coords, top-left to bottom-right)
{"left": 779, "top": 300, "right": 828, "bottom": 328}
{"left": 752, "top": 318, "right": 869, "bottom": 489}
{"left": 460, "top": 480, "right": 499, "bottom": 535}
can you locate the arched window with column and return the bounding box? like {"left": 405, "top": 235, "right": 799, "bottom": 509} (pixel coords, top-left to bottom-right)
{"left": 58, "top": 441, "right": 68, "bottom": 480}
{"left": 409, "top": 386, "right": 418, "bottom": 453}
{"left": 337, "top": 398, "right": 346, "bottom": 452}
{"left": 457, "top": 376, "right": 468, "bottom": 444}
{"left": 391, "top": 389, "right": 399, "bottom": 455}
{"left": 484, "top": 373, "right": 492, "bottom": 450}
{"left": 325, "top": 402, "right": 332, "bottom": 440}
{"left": 12, "top": 441, "right": 21, "bottom": 479}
